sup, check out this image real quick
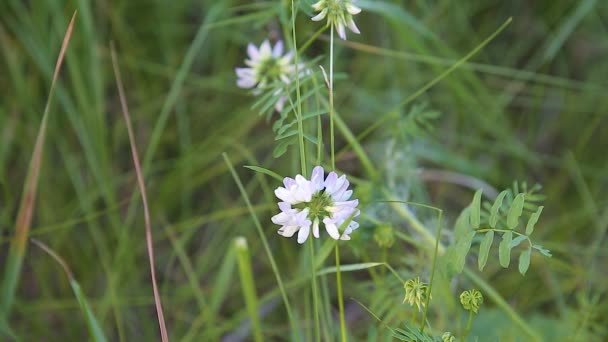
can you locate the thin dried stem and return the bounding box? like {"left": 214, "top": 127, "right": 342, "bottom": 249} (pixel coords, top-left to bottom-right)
{"left": 110, "top": 43, "right": 169, "bottom": 342}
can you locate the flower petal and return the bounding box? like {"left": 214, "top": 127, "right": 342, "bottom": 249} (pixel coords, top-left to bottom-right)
{"left": 247, "top": 43, "right": 260, "bottom": 60}
{"left": 273, "top": 40, "right": 284, "bottom": 57}
{"left": 311, "top": 8, "right": 328, "bottom": 22}
{"left": 311, "top": 166, "right": 325, "bottom": 192}
{"left": 336, "top": 22, "right": 347, "bottom": 40}
{"left": 346, "top": 4, "right": 362, "bottom": 15}
{"left": 278, "top": 225, "right": 299, "bottom": 237}
{"left": 347, "top": 17, "right": 360, "bottom": 34}
{"left": 297, "top": 223, "right": 311, "bottom": 244}
{"left": 312, "top": 218, "right": 320, "bottom": 238}
{"left": 260, "top": 39, "right": 272, "bottom": 57}
{"left": 323, "top": 218, "right": 340, "bottom": 239}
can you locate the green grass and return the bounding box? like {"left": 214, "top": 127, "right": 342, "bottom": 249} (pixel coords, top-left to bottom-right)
{"left": 1, "top": 0, "right": 607, "bottom": 340}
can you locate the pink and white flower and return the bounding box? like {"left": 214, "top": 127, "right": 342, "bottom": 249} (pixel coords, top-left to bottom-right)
{"left": 272, "top": 166, "right": 359, "bottom": 244}
{"left": 235, "top": 40, "right": 304, "bottom": 112}
{"left": 311, "top": 0, "right": 362, "bottom": 40}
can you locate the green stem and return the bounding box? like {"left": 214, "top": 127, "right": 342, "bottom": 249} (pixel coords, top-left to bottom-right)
{"left": 309, "top": 237, "right": 321, "bottom": 342}
{"left": 329, "top": 24, "right": 335, "bottom": 170}
{"left": 291, "top": 0, "right": 306, "bottom": 176}
{"left": 335, "top": 243, "right": 347, "bottom": 342}
{"left": 234, "top": 237, "right": 264, "bottom": 342}
{"left": 462, "top": 310, "right": 474, "bottom": 342}
{"left": 420, "top": 209, "right": 443, "bottom": 333}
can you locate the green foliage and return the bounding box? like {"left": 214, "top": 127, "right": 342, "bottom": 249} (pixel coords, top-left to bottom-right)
{"left": 446, "top": 182, "right": 551, "bottom": 276}
{"left": 391, "top": 322, "right": 441, "bottom": 342}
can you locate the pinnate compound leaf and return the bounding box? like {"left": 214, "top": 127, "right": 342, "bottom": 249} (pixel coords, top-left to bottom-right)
{"left": 509, "top": 235, "right": 528, "bottom": 249}
{"left": 470, "top": 189, "right": 483, "bottom": 229}
{"left": 490, "top": 190, "right": 508, "bottom": 228}
{"left": 525, "top": 206, "right": 544, "bottom": 235}
{"left": 519, "top": 248, "right": 531, "bottom": 275}
{"left": 507, "top": 193, "right": 525, "bottom": 229}
{"left": 499, "top": 231, "right": 512, "bottom": 268}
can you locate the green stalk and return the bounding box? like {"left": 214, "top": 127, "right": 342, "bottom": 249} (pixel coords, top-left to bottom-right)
{"left": 420, "top": 209, "right": 443, "bottom": 333}
{"left": 223, "top": 153, "right": 299, "bottom": 341}
{"left": 291, "top": 0, "right": 306, "bottom": 176}
{"left": 234, "top": 237, "right": 264, "bottom": 342}
{"left": 329, "top": 24, "right": 335, "bottom": 170}
{"left": 336, "top": 242, "right": 347, "bottom": 342}
{"left": 309, "top": 237, "right": 321, "bottom": 342}
{"left": 327, "top": 21, "right": 345, "bottom": 341}
{"left": 462, "top": 310, "right": 474, "bottom": 342}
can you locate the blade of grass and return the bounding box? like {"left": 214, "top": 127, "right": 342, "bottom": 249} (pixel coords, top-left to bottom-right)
{"left": 0, "top": 10, "right": 77, "bottom": 324}
{"left": 234, "top": 237, "right": 264, "bottom": 342}
{"left": 110, "top": 43, "right": 169, "bottom": 342}
{"left": 30, "top": 239, "right": 107, "bottom": 342}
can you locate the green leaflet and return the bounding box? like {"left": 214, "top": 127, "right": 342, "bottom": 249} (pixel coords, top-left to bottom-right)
{"left": 470, "top": 189, "right": 483, "bottom": 229}
{"left": 454, "top": 207, "right": 472, "bottom": 240}
{"left": 489, "top": 190, "right": 508, "bottom": 228}
{"left": 499, "top": 231, "right": 513, "bottom": 268}
{"left": 507, "top": 193, "right": 525, "bottom": 229}
{"left": 450, "top": 231, "right": 476, "bottom": 274}
{"left": 478, "top": 231, "right": 494, "bottom": 271}
{"left": 519, "top": 248, "right": 532, "bottom": 275}
{"left": 525, "top": 206, "right": 544, "bottom": 235}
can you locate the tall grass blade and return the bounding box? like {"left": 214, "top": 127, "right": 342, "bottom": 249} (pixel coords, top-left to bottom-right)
{"left": 234, "top": 237, "right": 264, "bottom": 342}
{"left": 30, "top": 239, "right": 107, "bottom": 342}
{"left": 0, "top": 10, "right": 77, "bottom": 324}
{"left": 110, "top": 44, "right": 169, "bottom": 342}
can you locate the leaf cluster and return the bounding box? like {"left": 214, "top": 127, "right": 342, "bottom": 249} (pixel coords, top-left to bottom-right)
{"left": 444, "top": 182, "right": 551, "bottom": 277}
{"left": 391, "top": 322, "right": 442, "bottom": 342}
{"left": 250, "top": 59, "right": 327, "bottom": 158}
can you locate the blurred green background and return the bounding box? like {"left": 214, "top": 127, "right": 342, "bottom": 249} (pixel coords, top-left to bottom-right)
{"left": 0, "top": 0, "right": 606, "bottom": 340}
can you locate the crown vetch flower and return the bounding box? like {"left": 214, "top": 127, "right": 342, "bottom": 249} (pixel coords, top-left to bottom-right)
{"left": 311, "top": 0, "right": 362, "bottom": 40}
{"left": 272, "top": 166, "right": 359, "bottom": 244}
{"left": 235, "top": 40, "right": 303, "bottom": 112}
{"left": 460, "top": 289, "right": 483, "bottom": 314}
{"left": 403, "top": 277, "right": 430, "bottom": 312}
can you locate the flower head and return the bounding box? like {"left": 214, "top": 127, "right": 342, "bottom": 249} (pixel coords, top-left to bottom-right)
{"left": 403, "top": 277, "right": 430, "bottom": 312}
{"left": 235, "top": 40, "right": 303, "bottom": 112}
{"left": 460, "top": 289, "right": 483, "bottom": 314}
{"left": 272, "top": 166, "right": 359, "bottom": 244}
{"left": 311, "top": 0, "right": 362, "bottom": 40}
{"left": 442, "top": 332, "right": 456, "bottom": 342}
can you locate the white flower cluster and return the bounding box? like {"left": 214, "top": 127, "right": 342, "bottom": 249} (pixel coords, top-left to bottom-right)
{"left": 235, "top": 40, "right": 304, "bottom": 112}
{"left": 272, "top": 166, "right": 359, "bottom": 244}
{"left": 311, "top": 0, "right": 362, "bottom": 40}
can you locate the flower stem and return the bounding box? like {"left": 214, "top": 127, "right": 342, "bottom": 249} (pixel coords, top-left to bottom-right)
{"left": 420, "top": 209, "right": 443, "bottom": 333}
{"left": 291, "top": 0, "right": 306, "bottom": 176}
{"left": 335, "top": 242, "right": 347, "bottom": 342}
{"left": 329, "top": 23, "right": 335, "bottom": 170}
{"left": 462, "top": 310, "right": 474, "bottom": 341}
{"left": 309, "top": 237, "right": 321, "bottom": 342}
